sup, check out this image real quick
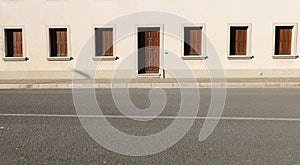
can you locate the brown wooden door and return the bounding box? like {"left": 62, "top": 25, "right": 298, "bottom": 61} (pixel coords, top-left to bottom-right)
{"left": 145, "top": 30, "right": 160, "bottom": 73}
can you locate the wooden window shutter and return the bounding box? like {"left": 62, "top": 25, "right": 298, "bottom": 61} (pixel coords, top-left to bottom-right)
{"left": 61, "top": 30, "right": 68, "bottom": 56}
{"left": 50, "top": 28, "right": 67, "bottom": 57}
{"left": 101, "top": 29, "right": 113, "bottom": 56}
{"left": 13, "top": 30, "right": 23, "bottom": 57}
{"left": 184, "top": 27, "right": 202, "bottom": 55}
{"left": 275, "top": 26, "right": 292, "bottom": 55}
{"left": 189, "top": 28, "right": 202, "bottom": 55}
{"left": 237, "top": 28, "right": 247, "bottom": 55}
{"left": 56, "top": 30, "right": 67, "bottom": 56}
{"left": 5, "top": 29, "right": 23, "bottom": 57}
{"left": 230, "top": 27, "right": 247, "bottom": 55}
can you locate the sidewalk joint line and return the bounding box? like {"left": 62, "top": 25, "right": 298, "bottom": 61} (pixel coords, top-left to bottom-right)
{"left": 0, "top": 114, "right": 300, "bottom": 122}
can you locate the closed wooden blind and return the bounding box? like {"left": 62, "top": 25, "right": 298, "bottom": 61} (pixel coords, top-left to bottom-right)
{"left": 184, "top": 27, "right": 202, "bottom": 55}
{"left": 230, "top": 27, "right": 247, "bottom": 55}
{"left": 275, "top": 26, "right": 292, "bottom": 55}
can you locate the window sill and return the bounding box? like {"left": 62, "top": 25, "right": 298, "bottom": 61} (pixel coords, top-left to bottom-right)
{"left": 272, "top": 55, "right": 299, "bottom": 59}
{"left": 227, "top": 55, "right": 254, "bottom": 60}
{"left": 93, "top": 56, "right": 118, "bottom": 61}
{"left": 3, "top": 57, "right": 28, "bottom": 61}
{"left": 47, "top": 57, "right": 72, "bottom": 61}
{"left": 181, "top": 56, "right": 208, "bottom": 60}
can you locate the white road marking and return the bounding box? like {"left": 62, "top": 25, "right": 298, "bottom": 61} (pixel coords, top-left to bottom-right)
{"left": 0, "top": 113, "right": 300, "bottom": 122}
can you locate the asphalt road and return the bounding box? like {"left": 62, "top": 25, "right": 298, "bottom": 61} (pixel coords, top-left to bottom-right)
{"left": 0, "top": 88, "right": 299, "bottom": 164}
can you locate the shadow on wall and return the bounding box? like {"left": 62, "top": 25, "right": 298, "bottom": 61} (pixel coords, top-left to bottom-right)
{"left": 0, "top": 38, "right": 4, "bottom": 57}
{"left": 73, "top": 69, "right": 93, "bottom": 80}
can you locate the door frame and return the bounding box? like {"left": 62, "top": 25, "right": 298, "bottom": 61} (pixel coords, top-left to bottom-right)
{"left": 135, "top": 24, "right": 164, "bottom": 76}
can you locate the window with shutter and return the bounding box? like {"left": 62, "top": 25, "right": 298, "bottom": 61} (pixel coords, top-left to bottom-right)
{"left": 95, "top": 28, "right": 113, "bottom": 56}
{"left": 275, "top": 26, "right": 293, "bottom": 55}
{"left": 184, "top": 27, "right": 202, "bottom": 56}
{"left": 49, "top": 28, "right": 68, "bottom": 57}
{"left": 5, "top": 29, "right": 23, "bottom": 57}
{"left": 230, "top": 27, "right": 248, "bottom": 55}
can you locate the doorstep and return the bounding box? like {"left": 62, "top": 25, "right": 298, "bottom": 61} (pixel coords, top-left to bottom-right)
{"left": 137, "top": 73, "right": 161, "bottom": 78}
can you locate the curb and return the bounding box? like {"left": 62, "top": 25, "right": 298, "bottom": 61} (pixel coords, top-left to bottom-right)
{"left": 1, "top": 82, "right": 300, "bottom": 89}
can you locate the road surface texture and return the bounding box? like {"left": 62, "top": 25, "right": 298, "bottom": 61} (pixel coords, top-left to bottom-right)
{"left": 0, "top": 88, "right": 299, "bottom": 164}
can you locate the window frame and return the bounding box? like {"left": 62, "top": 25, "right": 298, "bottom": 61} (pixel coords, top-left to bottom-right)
{"left": 182, "top": 24, "right": 207, "bottom": 60}
{"left": 46, "top": 26, "right": 72, "bottom": 61}
{"left": 92, "top": 25, "right": 116, "bottom": 61}
{"left": 2, "top": 26, "right": 27, "bottom": 61}
{"left": 272, "top": 23, "right": 298, "bottom": 59}
{"left": 227, "top": 23, "right": 253, "bottom": 60}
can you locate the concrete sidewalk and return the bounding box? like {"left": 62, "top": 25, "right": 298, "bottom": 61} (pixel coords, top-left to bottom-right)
{"left": 1, "top": 78, "right": 300, "bottom": 89}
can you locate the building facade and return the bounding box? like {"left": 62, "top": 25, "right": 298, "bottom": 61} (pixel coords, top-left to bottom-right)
{"left": 0, "top": 0, "right": 300, "bottom": 79}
